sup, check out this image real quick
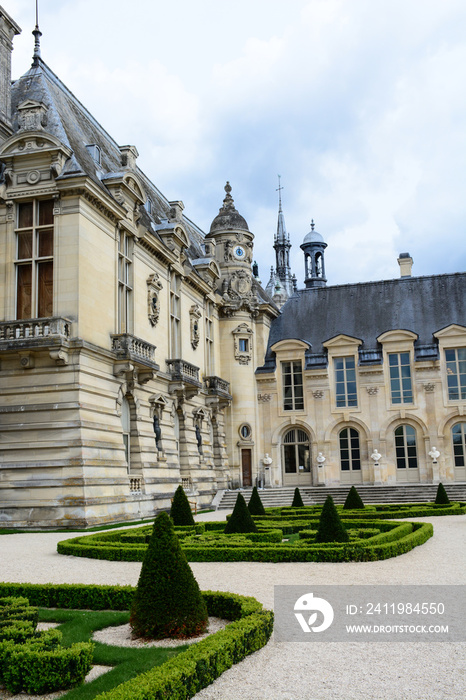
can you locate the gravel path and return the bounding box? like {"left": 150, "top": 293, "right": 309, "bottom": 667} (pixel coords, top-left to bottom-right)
{"left": 1, "top": 512, "right": 465, "bottom": 699}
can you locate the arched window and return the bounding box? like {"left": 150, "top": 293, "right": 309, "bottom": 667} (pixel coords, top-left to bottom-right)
{"left": 395, "top": 425, "right": 418, "bottom": 469}
{"left": 121, "top": 397, "right": 130, "bottom": 472}
{"left": 282, "top": 429, "right": 310, "bottom": 474}
{"left": 339, "top": 427, "right": 361, "bottom": 471}
{"left": 452, "top": 423, "right": 466, "bottom": 467}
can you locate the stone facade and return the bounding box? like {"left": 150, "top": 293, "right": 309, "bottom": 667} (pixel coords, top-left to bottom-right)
{"left": 0, "top": 9, "right": 464, "bottom": 529}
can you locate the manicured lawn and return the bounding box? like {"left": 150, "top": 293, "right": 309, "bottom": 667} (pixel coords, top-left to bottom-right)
{"left": 38, "top": 608, "right": 186, "bottom": 699}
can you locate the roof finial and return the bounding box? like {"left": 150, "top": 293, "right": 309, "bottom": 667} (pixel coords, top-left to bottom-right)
{"left": 32, "top": 0, "right": 42, "bottom": 67}
{"left": 276, "top": 174, "right": 284, "bottom": 212}
{"left": 311, "top": 219, "right": 315, "bottom": 231}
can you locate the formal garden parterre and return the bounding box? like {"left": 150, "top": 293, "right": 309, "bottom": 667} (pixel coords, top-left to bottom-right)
{"left": 56, "top": 501, "right": 466, "bottom": 564}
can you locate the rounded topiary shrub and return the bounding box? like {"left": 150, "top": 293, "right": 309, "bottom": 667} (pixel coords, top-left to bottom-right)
{"left": 130, "top": 511, "right": 208, "bottom": 639}
{"left": 170, "top": 484, "right": 195, "bottom": 526}
{"left": 435, "top": 482, "right": 450, "bottom": 505}
{"left": 291, "top": 487, "right": 304, "bottom": 508}
{"left": 343, "top": 485, "right": 365, "bottom": 510}
{"left": 315, "top": 495, "right": 349, "bottom": 543}
{"left": 248, "top": 486, "right": 266, "bottom": 516}
{"left": 224, "top": 493, "right": 258, "bottom": 534}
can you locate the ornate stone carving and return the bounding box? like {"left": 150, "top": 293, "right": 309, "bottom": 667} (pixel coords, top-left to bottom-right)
{"left": 366, "top": 387, "right": 379, "bottom": 395}
{"left": 258, "top": 393, "right": 272, "bottom": 402}
{"left": 189, "top": 304, "right": 202, "bottom": 349}
{"left": 313, "top": 390, "right": 324, "bottom": 399}
{"left": 232, "top": 323, "right": 253, "bottom": 364}
{"left": 147, "top": 273, "right": 163, "bottom": 327}
{"left": 424, "top": 383, "right": 435, "bottom": 393}
{"left": 17, "top": 100, "right": 48, "bottom": 131}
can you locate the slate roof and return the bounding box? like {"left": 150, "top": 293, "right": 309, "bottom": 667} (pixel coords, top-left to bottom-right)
{"left": 10, "top": 58, "right": 205, "bottom": 258}
{"left": 259, "top": 272, "right": 466, "bottom": 371}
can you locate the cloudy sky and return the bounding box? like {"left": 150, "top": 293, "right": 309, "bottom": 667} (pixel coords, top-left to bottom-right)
{"left": 6, "top": 0, "right": 466, "bottom": 287}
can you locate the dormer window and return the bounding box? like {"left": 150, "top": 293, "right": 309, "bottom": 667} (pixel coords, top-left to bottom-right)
{"left": 86, "top": 144, "right": 101, "bottom": 166}
{"left": 144, "top": 198, "right": 152, "bottom": 215}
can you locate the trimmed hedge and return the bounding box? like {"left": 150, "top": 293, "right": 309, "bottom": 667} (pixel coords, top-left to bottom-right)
{"left": 0, "top": 594, "right": 93, "bottom": 694}
{"left": 57, "top": 511, "right": 435, "bottom": 563}
{"left": 0, "top": 584, "right": 273, "bottom": 700}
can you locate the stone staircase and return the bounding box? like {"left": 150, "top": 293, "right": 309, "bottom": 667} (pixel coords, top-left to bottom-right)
{"left": 215, "top": 483, "right": 466, "bottom": 509}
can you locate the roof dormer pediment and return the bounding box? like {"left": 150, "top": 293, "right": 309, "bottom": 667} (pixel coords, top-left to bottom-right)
{"left": 323, "top": 334, "right": 362, "bottom": 349}
{"left": 102, "top": 171, "right": 146, "bottom": 206}
{"left": 0, "top": 130, "right": 72, "bottom": 159}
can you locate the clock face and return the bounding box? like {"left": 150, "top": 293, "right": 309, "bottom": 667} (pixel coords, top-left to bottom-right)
{"left": 233, "top": 245, "right": 246, "bottom": 260}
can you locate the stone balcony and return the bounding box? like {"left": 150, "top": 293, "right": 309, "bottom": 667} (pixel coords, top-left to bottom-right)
{"left": 111, "top": 333, "right": 159, "bottom": 383}
{"left": 0, "top": 317, "right": 72, "bottom": 366}
{"left": 204, "top": 375, "right": 232, "bottom": 401}
{"left": 166, "top": 358, "right": 202, "bottom": 398}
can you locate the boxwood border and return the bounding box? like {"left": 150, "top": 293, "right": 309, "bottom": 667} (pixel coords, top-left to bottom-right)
{"left": 0, "top": 583, "right": 273, "bottom": 700}
{"left": 57, "top": 519, "right": 434, "bottom": 563}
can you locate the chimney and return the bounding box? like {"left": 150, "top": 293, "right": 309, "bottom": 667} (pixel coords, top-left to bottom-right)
{"left": 0, "top": 6, "right": 21, "bottom": 141}
{"left": 397, "top": 252, "right": 413, "bottom": 278}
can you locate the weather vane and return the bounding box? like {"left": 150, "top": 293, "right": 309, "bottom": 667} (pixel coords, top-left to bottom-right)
{"left": 276, "top": 175, "right": 284, "bottom": 209}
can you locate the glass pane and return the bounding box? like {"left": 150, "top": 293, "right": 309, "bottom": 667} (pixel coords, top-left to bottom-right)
{"left": 284, "top": 444, "right": 297, "bottom": 473}
{"left": 38, "top": 261, "right": 53, "bottom": 317}
{"left": 17, "top": 264, "right": 32, "bottom": 319}
{"left": 298, "top": 444, "right": 310, "bottom": 471}
{"left": 38, "top": 229, "right": 53, "bottom": 257}
{"left": 17, "top": 232, "right": 33, "bottom": 259}
{"left": 38, "top": 199, "right": 54, "bottom": 225}
{"left": 18, "top": 202, "right": 33, "bottom": 228}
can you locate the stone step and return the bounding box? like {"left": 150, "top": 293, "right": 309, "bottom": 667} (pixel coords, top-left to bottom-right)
{"left": 215, "top": 483, "right": 466, "bottom": 508}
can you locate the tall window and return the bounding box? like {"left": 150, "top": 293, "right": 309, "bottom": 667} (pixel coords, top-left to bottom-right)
{"left": 395, "top": 425, "right": 418, "bottom": 469}
{"left": 389, "top": 352, "right": 413, "bottom": 404}
{"left": 445, "top": 348, "right": 466, "bottom": 400}
{"left": 339, "top": 427, "right": 361, "bottom": 471}
{"left": 205, "top": 300, "right": 214, "bottom": 374}
{"left": 283, "top": 428, "right": 310, "bottom": 474}
{"left": 452, "top": 423, "right": 466, "bottom": 467}
{"left": 335, "top": 356, "right": 357, "bottom": 407}
{"left": 118, "top": 230, "right": 132, "bottom": 333}
{"left": 282, "top": 361, "right": 304, "bottom": 411}
{"left": 170, "top": 273, "right": 181, "bottom": 357}
{"left": 15, "top": 199, "right": 54, "bottom": 319}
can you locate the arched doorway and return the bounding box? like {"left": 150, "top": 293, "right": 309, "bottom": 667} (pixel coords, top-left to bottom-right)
{"left": 281, "top": 428, "right": 311, "bottom": 486}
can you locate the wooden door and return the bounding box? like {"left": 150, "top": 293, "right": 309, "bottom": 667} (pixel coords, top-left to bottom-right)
{"left": 241, "top": 449, "right": 252, "bottom": 487}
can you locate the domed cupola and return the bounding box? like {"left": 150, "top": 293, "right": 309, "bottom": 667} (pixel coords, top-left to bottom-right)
{"left": 209, "top": 181, "right": 249, "bottom": 233}
{"left": 300, "top": 219, "right": 327, "bottom": 288}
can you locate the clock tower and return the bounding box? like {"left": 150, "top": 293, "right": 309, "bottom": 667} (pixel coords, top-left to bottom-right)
{"left": 205, "top": 182, "right": 258, "bottom": 316}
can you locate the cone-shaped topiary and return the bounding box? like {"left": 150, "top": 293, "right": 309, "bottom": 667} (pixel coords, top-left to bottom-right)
{"left": 291, "top": 487, "right": 304, "bottom": 508}
{"left": 130, "top": 511, "right": 208, "bottom": 640}
{"left": 170, "top": 484, "right": 195, "bottom": 526}
{"left": 315, "top": 495, "right": 349, "bottom": 543}
{"left": 435, "top": 482, "right": 450, "bottom": 505}
{"left": 343, "top": 485, "right": 365, "bottom": 510}
{"left": 248, "top": 486, "right": 266, "bottom": 516}
{"left": 224, "top": 493, "right": 258, "bottom": 534}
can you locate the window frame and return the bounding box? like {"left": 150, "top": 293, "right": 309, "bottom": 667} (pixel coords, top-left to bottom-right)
{"left": 282, "top": 360, "right": 304, "bottom": 411}
{"left": 452, "top": 422, "right": 466, "bottom": 467}
{"left": 15, "top": 199, "right": 54, "bottom": 320}
{"left": 334, "top": 356, "right": 358, "bottom": 408}
{"left": 282, "top": 428, "right": 310, "bottom": 474}
{"left": 388, "top": 351, "right": 413, "bottom": 405}
{"left": 394, "top": 424, "right": 418, "bottom": 469}
{"left": 118, "top": 229, "right": 133, "bottom": 334}
{"left": 445, "top": 347, "right": 466, "bottom": 401}
{"left": 339, "top": 427, "right": 361, "bottom": 471}
{"left": 169, "top": 272, "right": 181, "bottom": 358}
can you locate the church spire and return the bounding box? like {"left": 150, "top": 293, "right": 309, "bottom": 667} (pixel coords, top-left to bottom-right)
{"left": 32, "top": 0, "right": 42, "bottom": 67}
{"left": 272, "top": 175, "right": 293, "bottom": 303}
